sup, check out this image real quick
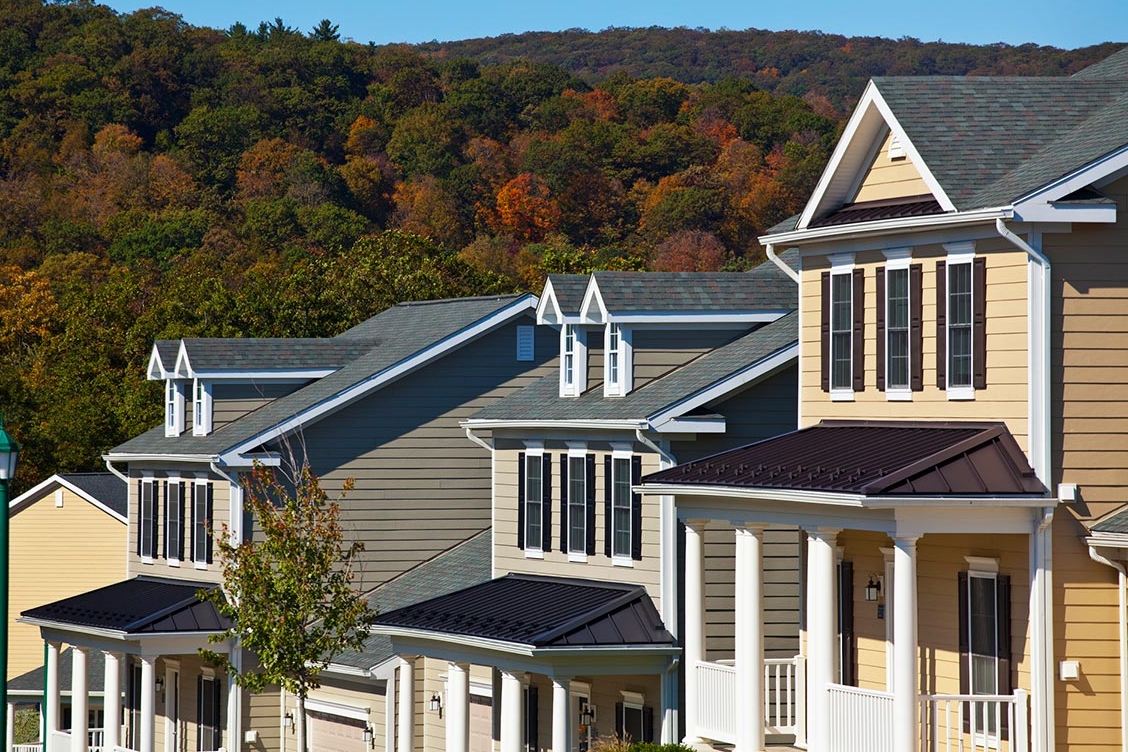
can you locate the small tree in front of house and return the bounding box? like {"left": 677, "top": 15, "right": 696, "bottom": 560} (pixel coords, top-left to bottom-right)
{"left": 200, "top": 462, "right": 375, "bottom": 752}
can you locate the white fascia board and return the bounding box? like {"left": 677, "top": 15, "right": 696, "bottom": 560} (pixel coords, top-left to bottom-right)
{"left": 147, "top": 344, "right": 169, "bottom": 380}
{"left": 305, "top": 697, "right": 371, "bottom": 721}
{"left": 762, "top": 206, "right": 1011, "bottom": 247}
{"left": 1012, "top": 203, "right": 1116, "bottom": 223}
{"left": 219, "top": 295, "right": 537, "bottom": 465}
{"left": 190, "top": 369, "right": 335, "bottom": 380}
{"left": 652, "top": 417, "right": 727, "bottom": 434}
{"left": 102, "top": 452, "right": 219, "bottom": 464}
{"left": 461, "top": 419, "right": 648, "bottom": 432}
{"left": 530, "top": 645, "right": 680, "bottom": 658}
{"left": 18, "top": 617, "right": 130, "bottom": 642}
{"left": 8, "top": 474, "right": 128, "bottom": 524}
{"left": 369, "top": 625, "right": 537, "bottom": 657}
{"left": 1015, "top": 143, "right": 1128, "bottom": 207}
{"left": 863, "top": 494, "right": 1055, "bottom": 509}
{"left": 636, "top": 482, "right": 867, "bottom": 507}
{"left": 1084, "top": 533, "right": 1128, "bottom": 549}
{"left": 647, "top": 343, "right": 798, "bottom": 428}
{"left": 173, "top": 341, "right": 193, "bottom": 378}
{"left": 322, "top": 663, "right": 379, "bottom": 681}
{"left": 579, "top": 279, "right": 607, "bottom": 324}
{"left": 606, "top": 311, "right": 788, "bottom": 325}
{"left": 536, "top": 279, "right": 564, "bottom": 325}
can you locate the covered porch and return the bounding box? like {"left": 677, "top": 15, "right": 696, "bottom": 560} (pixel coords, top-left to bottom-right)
{"left": 642, "top": 420, "right": 1054, "bottom": 752}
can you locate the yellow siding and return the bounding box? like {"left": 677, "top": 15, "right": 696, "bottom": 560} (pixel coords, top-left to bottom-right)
{"left": 9, "top": 487, "right": 127, "bottom": 680}
{"left": 799, "top": 241, "right": 1030, "bottom": 449}
{"left": 852, "top": 130, "right": 932, "bottom": 203}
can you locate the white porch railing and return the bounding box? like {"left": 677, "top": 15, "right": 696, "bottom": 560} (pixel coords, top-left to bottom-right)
{"left": 13, "top": 744, "right": 42, "bottom": 752}
{"left": 919, "top": 690, "right": 1029, "bottom": 752}
{"left": 49, "top": 730, "right": 71, "bottom": 749}
{"left": 694, "top": 656, "right": 806, "bottom": 744}
{"left": 828, "top": 683, "right": 895, "bottom": 752}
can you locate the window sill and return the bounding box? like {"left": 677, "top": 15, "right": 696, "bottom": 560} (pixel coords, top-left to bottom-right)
{"left": 885, "top": 389, "right": 912, "bottom": 402}
{"left": 524, "top": 548, "right": 544, "bottom": 560}
{"left": 830, "top": 389, "right": 855, "bottom": 402}
{"left": 167, "top": 559, "right": 180, "bottom": 568}
{"left": 568, "top": 552, "right": 588, "bottom": 563}
{"left": 194, "top": 561, "right": 208, "bottom": 570}
{"left": 140, "top": 556, "right": 154, "bottom": 565}
{"left": 612, "top": 556, "right": 635, "bottom": 568}
{"left": 947, "top": 386, "right": 975, "bottom": 401}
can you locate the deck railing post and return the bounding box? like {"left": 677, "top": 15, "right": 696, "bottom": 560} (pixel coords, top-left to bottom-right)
{"left": 794, "top": 655, "right": 806, "bottom": 748}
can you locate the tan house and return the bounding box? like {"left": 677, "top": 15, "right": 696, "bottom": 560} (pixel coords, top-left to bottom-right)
{"left": 19, "top": 294, "right": 557, "bottom": 752}
{"left": 641, "top": 46, "right": 1128, "bottom": 752}
{"left": 371, "top": 263, "right": 803, "bottom": 752}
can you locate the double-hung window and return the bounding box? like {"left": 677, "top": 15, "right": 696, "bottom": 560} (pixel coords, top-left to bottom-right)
{"left": 525, "top": 453, "right": 543, "bottom": 554}
{"left": 830, "top": 272, "right": 853, "bottom": 391}
{"left": 165, "top": 479, "right": 184, "bottom": 564}
{"left": 563, "top": 326, "right": 576, "bottom": 392}
{"left": 822, "top": 255, "right": 863, "bottom": 396}
{"left": 611, "top": 457, "right": 632, "bottom": 559}
{"left": 886, "top": 268, "right": 910, "bottom": 389}
{"left": 604, "top": 452, "right": 643, "bottom": 563}
{"left": 877, "top": 252, "right": 921, "bottom": 397}
{"left": 138, "top": 478, "right": 157, "bottom": 561}
{"left": 938, "top": 245, "right": 985, "bottom": 398}
{"left": 603, "top": 324, "right": 630, "bottom": 397}
{"left": 948, "top": 261, "right": 973, "bottom": 389}
{"left": 568, "top": 455, "right": 587, "bottom": 555}
{"left": 560, "top": 449, "right": 595, "bottom": 560}
{"left": 192, "top": 481, "right": 213, "bottom": 567}
{"left": 518, "top": 448, "right": 551, "bottom": 555}
{"left": 165, "top": 380, "right": 183, "bottom": 436}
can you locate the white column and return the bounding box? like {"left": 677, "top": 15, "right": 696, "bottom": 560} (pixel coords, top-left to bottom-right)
{"left": 384, "top": 671, "right": 396, "bottom": 752}
{"left": 735, "top": 524, "right": 766, "bottom": 752}
{"left": 71, "top": 646, "right": 89, "bottom": 752}
{"left": 683, "top": 519, "right": 707, "bottom": 745}
{"left": 7, "top": 701, "right": 15, "bottom": 752}
{"left": 397, "top": 657, "right": 415, "bottom": 752}
{"left": 103, "top": 651, "right": 122, "bottom": 750}
{"left": 227, "top": 649, "right": 242, "bottom": 751}
{"left": 139, "top": 656, "right": 156, "bottom": 752}
{"left": 551, "top": 678, "right": 570, "bottom": 752}
{"left": 805, "top": 529, "right": 838, "bottom": 752}
{"left": 446, "top": 662, "right": 469, "bottom": 752}
{"left": 45, "top": 642, "right": 60, "bottom": 737}
{"left": 892, "top": 537, "right": 919, "bottom": 752}
{"left": 500, "top": 672, "right": 524, "bottom": 752}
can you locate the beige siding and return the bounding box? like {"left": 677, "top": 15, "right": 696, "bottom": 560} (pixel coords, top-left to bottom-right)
{"left": 852, "top": 130, "right": 932, "bottom": 203}
{"left": 144, "top": 655, "right": 226, "bottom": 752}
{"left": 288, "top": 678, "right": 384, "bottom": 752}
{"left": 587, "top": 330, "right": 604, "bottom": 392}
{"left": 212, "top": 382, "right": 303, "bottom": 430}
{"left": 524, "top": 673, "right": 660, "bottom": 751}
{"left": 9, "top": 487, "right": 127, "bottom": 679}
{"left": 799, "top": 241, "right": 1030, "bottom": 449}
{"left": 245, "top": 687, "right": 284, "bottom": 752}
{"left": 631, "top": 329, "right": 740, "bottom": 389}
{"left": 295, "top": 316, "right": 556, "bottom": 591}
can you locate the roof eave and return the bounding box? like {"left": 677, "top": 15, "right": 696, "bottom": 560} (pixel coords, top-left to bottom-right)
{"left": 761, "top": 206, "right": 1012, "bottom": 247}
{"left": 461, "top": 419, "right": 649, "bottom": 431}
{"left": 637, "top": 482, "right": 1050, "bottom": 509}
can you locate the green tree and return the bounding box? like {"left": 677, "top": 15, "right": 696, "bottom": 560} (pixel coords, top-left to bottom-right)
{"left": 200, "top": 462, "right": 375, "bottom": 752}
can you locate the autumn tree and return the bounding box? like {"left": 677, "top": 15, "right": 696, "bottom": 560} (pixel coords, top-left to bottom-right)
{"left": 200, "top": 462, "right": 375, "bottom": 752}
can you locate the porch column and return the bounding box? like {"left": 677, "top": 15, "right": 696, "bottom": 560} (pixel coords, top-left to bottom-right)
{"left": 735, "top": 524, "right": 766, "bottom": 752}
{"left": 446, "top": 662, "right": 469, "bottom": 752}
{"left": 892, "top": 536, "right": 919, "bottom": 752}
{"left": 551, "top": 678, "right": 570, "bottom": 752}
{"left": 103, "top": 651, "right": 122, "bottom": 751}
{"left": 397, "top": 656, "right": 415, "bottom": 752}
{"left": 139, "top": 656, "right": 156, "bottom": 752}
{"left": 45, "top": 642, "right": 60, "bottom": 737}
{"left": 70, "top": 646, "right": 88, "bottom": 752}
{"left": 7, "top": 701, "right": 14, "bottom": 752}
{"left": 806, "top": 529, "right": 838, "bottom": 752}
{"left": 683, "top": 519, "right": 707, "bottom": 745}
{"left": 500, "top": 672, "right": 524, "bottom": 752}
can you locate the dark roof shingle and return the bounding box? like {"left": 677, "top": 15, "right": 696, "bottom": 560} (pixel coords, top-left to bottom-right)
{"left": 59, "top": 473, "right": 128, "bottom": 517}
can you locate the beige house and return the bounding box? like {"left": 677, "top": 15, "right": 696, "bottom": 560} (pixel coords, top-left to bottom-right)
{"left": 641, "top": 45, "right": 1128, "bottom": 752}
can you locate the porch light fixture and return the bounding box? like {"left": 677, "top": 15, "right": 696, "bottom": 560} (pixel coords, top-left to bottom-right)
{"left": 0, "top": 412, "right": 19, "bottom": 750}
{"left": 580, "top": 703, "right": 596, "bottom": 726}
{"left": 283, "top": 712, "right": 294, "bottom": 730}
{"left": 155, "top": 676, "right": 164, "bottom": 693}
{"left": 363, "top": 724, "right": 375, "bottom": 748}
{"left": 429, "top": 693, "right": 443, "bottom": 717}
{"left": 865, "top": 574, "right": 883, "bottom": 602}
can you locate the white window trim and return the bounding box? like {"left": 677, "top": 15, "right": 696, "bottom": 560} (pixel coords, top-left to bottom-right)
{"left": 166, "top": 476, "right": 181, "bottom": 567}
{"left": 610, "top": 447, "right": 634, "bottom": 567}
{"left": 603, "top": 323, "right": 632, "bottom": 398}
{"left": 828, "top": 253, "right": 856, "bottom": 401}
{"left": 883, "top": 249, "right": 913, "bottom": 402}
{"left": 165, "top": 380, "right": 185, "bottom": 437}
{"left": 192, "top": 379, "right": 213, "bottom": 436}
{"left": 560, "top": 325, "right": 587, "bottom": 398}
{"left": 192, "top": 479, "right": 210, "bottom": 569}
{"left": 566, "top": 444, "right": 588, "bottom": 562}
{"left": 516, "top": 325, "right": 535, "bottom": 362}
{"left": 965, "top": 555, "right": 999, "bottom": 576}
{"left": 523, "top": 443, "right": 545, "bottom": 559}
{"left": 965, "top": 565, "right": 1001, "bottom": 732}
{"left": 140, "top": 475, "right": 156, "bottom": 564}
{"left": 944, "top": 244, "right": 977, "bottom": 401}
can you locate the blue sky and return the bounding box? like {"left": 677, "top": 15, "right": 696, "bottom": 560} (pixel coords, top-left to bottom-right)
{"left": 102, "top": 0, "right": 1125, "bottom": 48}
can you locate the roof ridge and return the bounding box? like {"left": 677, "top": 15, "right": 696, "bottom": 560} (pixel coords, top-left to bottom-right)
{"left": 393, "top": 293, "right": 526, "bottom": 307}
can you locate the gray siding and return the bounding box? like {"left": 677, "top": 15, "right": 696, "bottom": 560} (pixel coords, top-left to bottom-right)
{"left": 212, "top": 381, "right": 304, "bottom": 430}
{"left": 289, "top": 315, "right": 556, "bottom": 591}
{"left": 631, "top": 328, "right": 741, "bottom": 389}
{"left": 586, "top": 329, "right": 604, "bottom": 390}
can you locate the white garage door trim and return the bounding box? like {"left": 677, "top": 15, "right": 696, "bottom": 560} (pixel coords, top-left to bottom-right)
{"left": 305, "top": 697, "right": 370, "bottom": 722}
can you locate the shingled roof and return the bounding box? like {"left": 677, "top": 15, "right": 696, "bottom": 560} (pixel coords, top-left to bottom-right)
{"left": 58, "top": 473, "right": 128, "bottom": 517}
{"left": 544, "top": 274, "right": 588, "bottom": 315}
{"left": 644, "top": 421, "right": 1046, "bottom": 497}
{"left": 372, "top": 573, "right": 673, "bottom": 648}
{"left": 177, "top": 338, "right": 378, "bottom": 372}
{"left": 588, "top": 267, "right": 794, "bottom": 314}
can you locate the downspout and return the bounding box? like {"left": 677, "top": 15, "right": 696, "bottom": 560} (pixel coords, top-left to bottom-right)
{"left": 464, "top": 427, "right": 492, "bottom": 452}
{"left": 765, "top": 243, "right": 800, "bottom": 284}
{"left": 103, "top": 458, "right": 128, "bottom": 484}
{"left": 996, "top": 218, "right": 1054, "bottom": 752}
{"left": 464, "top": 426, "right": 496, "bottom": 579}
{"left": 1089, "top": 545, "right": 1128, "bottom": 752}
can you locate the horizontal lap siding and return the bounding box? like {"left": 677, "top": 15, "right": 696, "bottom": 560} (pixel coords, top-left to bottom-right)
{"left": 9, "top": 489, "right": 127, "bottom": 679}
{"left": 298, "top": 317, "right": 556, "bottom": 592}
{"left": 211, "top": 382, "right": 301, "bottom": 429}
{"left": 852, "top": 130, "right": 932, "bottom": 203}
{"left": 799, "top": 242, "right": 1029, "bottom": 449}
{"left": 631, "top": 329, "right": 741, "bottom": 389}
{"left": 1047, "top": 180, "right": 1128, "bottom": 752}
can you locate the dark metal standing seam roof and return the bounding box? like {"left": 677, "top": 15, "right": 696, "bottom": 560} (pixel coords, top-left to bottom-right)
{"left": 58, "top": 473, "right": 128, "bottom": 517}
{"left": 372, "top": 574, "right": 674, "bottom": 648}
{"left": 644, "top": 421, "right": 1045, "bottom": 496}
{"left": 809, "top": 195, "right": 944, "bottom": 228}
{"left": 22, "top": 577, "right": 231, "bottom": 634}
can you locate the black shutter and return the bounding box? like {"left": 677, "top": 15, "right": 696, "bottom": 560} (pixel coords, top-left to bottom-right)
{"left": 876, "top": 267, "right": 886, "bottom": 391}
{"left": 153, "top": 482, "right": 160, "bottom": 559}
{"left": 820, "top": 271, "right": 831, "bottom": 392}
{"left": 642, "top": 707, "right": 654, "bottom": 743}
{"left": 161, "top": 482, "right": 167, "bottom": 559}
{"left": 541, "top": 455, "right": 552, "bottom": 552}
{"left": 973, "top": 256, "right": 987, "bottom": 390}
{"left": 189, "top": 485, "right": 196, "bottom": 563}
{"left": 136, "top": 479, "right": 143, "bottom": 557}
{"left": 603, "top": 456, "right": 613, "bottom": 557}
{"left": 614, "top": 702, "right": 624, "bottom": 739}
{"left": 838, "top": 561, "right": 856, "bottom": 686}
{"left": 936, "top": 260, "right": 947, "bottom": 389}
{"left": 526, "top": 686, "right": 539, "bottom": 752}
{"left": 178, "top": 483, "right": 186, "bottom": 560}
{"left": 997, "top": 574, "right": 1012, "bottom": 738}
{"left": 910, "top": 263, "right": 923, "bottom": 391}
{"left": 205, "top": 483, "right": 214, "bottom": 563}
{"left": 517, "top": 452, "right": 526, "bottom": 550}
{"left": 559, "top": 455, "right": 568, "bottom": 553}
{"left": 852, "top": 268, "right": 865, "bottom": 391}
{"left": 585, "top": 454, "right": 596, "bottom": 555}
{"left": 958, "top": 571, "right": 970, "bottom": 736}
{"left": 631, "top": 456, "right": 643, "bottom": 561}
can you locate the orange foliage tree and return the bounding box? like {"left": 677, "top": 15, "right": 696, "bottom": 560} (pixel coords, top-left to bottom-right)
{"left": 492, "top": 173, "right": 562, "bottom": 243}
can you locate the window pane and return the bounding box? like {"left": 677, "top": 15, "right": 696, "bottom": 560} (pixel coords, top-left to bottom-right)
{"left": 622, "top": 706, "right": 643, "bottom": 743}
{"left": 194, "top": 485, "right": 208, "bottom": 562}
{"left": 612, "top": 458, "right": 632, "bottom": 557}
{"left": 526, "top": 457, "right": 542, "bottom": 549}
{"left": 948, "top": 263, "right": 973, "bottom": 388}
{"left": 830, "top": 273, "right": 852, "bottom": 389}
{"left": 886, "top": 268, "right": 910, "bottom": 389}
{"left": 569, "top": 457, "right": 586, "bottom": 553}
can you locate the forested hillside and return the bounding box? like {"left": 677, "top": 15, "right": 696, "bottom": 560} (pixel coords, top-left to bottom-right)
{"left": 0, "top": 0, "right": 1113, "bottom": 487}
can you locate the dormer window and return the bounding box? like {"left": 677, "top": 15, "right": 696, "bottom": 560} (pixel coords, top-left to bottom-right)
{"left": 165, "top": 380, "right": 185, "bottom": 437}
{"left": 604, "top": 324, "right": 631, "bottom": 397}
{"left": 192, "top": 379, "right": 212, "bottom": 436}
{"left": 560, "top": 324, "right": 587, "bottom": 398}
{"left": 564, "top": 326, "right": 576, "bottom": 386}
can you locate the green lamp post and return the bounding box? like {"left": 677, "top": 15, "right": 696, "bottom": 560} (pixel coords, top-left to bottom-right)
{"left": 0, "top": 413, "right": 20, "bottom": 751}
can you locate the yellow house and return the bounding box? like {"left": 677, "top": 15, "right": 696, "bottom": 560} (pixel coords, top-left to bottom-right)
{"left": 641, "top": 46, "right": 1128, "bottom": 752}
{"left": 7, "top": 473, "right": 127, "bottom": 746}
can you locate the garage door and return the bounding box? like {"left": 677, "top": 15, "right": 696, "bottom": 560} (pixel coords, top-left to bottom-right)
{"left": 308, "top": 710, "right": 368, "bottom": 752}
{"left": 470, "top": 694, "right": 493, "bottom": 752}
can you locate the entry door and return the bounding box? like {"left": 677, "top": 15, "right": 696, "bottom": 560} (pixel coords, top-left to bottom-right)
{"left": 168, "top": 671, "right": 180, "bottom": 752}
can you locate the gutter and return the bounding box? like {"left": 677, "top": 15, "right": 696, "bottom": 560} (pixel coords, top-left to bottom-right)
{"left": 759, "top": 206, "right": 1011, "bottom": 246}
{"left": 1089, "top": 545, "right": 1128, "bottom": 752}
{"left": 103, "top": 458, "right": 128, "bottom": 484}
{"left": 765, "top": 243, "right": 800, "bottom": 283}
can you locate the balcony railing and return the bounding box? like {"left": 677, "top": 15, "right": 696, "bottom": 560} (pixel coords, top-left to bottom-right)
{"left": 828, "top": 683, "right": 895, "bottom": 752}
{"left": 919, "top": 690, "right": 1029, "bottom": 752}
{"left": 694, "top": 655, "right": 806, "bottom": 745}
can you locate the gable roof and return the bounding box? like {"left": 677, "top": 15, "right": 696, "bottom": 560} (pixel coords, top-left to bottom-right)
{"left": 9, "top": 647, "right": 119, "bottom": 697}
{"left": 9, "top": 472, "right": 128, "bottom": 522}
{"left": 580, "top": 269, "right": 795, "bottom": 322}
{"left": 174, "top": 338, "right": 377, "bottom": 377}
{"left": 371, "top": 573, "right": 673, "bottom": 648}
{"left": 111, "top": 295, "right": 536, "bottom": 462}
{"left": 537, "top": 274, "right": 589, "bottom": 324}
{"left": 643, "top": 420, "right": 1046, "bottom": 497}
{"left": 467, "top": 311, "right": 797, "bottom": 426}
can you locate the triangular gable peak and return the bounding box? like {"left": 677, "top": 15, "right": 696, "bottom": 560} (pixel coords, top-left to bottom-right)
{"left": 147, "top": 342, "right": 171, "bottom": 380}
{"left": 578, "top": 276, "right": 608, "bottom": 324}
{"left": 536, "top": 277, "right": 564, "bottom": 324}
{"left": 798, "top": 81, "right": 954, "bottom": 230}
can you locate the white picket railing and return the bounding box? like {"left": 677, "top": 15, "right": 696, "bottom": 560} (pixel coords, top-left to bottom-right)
{"left": 828, "top": 683, "right": 895, "bottom": 752}
{"left": 694, "top": 655, "right": 806, "bottom": 745}
{"left": 919, "top": 690, "right": 1029, "bottom": 752}
{"left": 13, "top": 744, "right": 41, "bottom": 752}
{"left": 695, "top": 660, "right": 737, "bottom": 743}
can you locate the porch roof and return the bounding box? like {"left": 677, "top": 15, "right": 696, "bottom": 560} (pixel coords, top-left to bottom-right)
{"left": 371, "top": 573, "right": 673, "bottom": 648}
{"left": 643, "top": 420, "right": 1046, "bottom": 497}
{"left": 22, "top": 576, "right": 231, "bottom": 634}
